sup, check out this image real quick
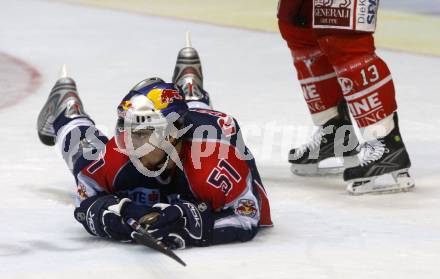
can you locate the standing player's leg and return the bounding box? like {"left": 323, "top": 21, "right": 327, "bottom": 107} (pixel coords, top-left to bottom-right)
{"left": 317, "top": 33, "right": 414, "bottom": 194}
{"left": 37, "top": 69, "right": 108, "bottom": 196}
{"left": 278, "top": 1, "right": 358, "bottom": 176}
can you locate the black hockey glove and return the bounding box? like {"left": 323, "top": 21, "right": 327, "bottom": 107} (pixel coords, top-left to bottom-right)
{"left": 142, "top": 201, "right": 214, "bottom": 249}
{"left": 74, "top": 194, "right": 153, "bottom": 241}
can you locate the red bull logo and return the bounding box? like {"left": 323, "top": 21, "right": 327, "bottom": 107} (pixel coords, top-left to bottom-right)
{"left": 77, "top": 183, "right": 89, "bottom": 200}
{"left": 146, "top": 88, "right": 183, "bottom": 110}
{"left": 121, "top": 100, "right": 132, "bottom": 111}
{"left": 236, "top": 199, "right": 257, "bottom": 218}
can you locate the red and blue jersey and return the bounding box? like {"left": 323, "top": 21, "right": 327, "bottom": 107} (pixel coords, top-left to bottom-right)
{"left": 180, "top": 108, "right": 272, "bottom": 227}
{"left": 76, "top": 108, "right": 272, "bottom": 230}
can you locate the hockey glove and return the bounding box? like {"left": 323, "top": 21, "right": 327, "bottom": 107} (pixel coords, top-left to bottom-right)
{"left": 143, "top": 201, "right": 214, "bottom": 249}
{"left": 74, "top": 195, "right": 153, "bottom": 241}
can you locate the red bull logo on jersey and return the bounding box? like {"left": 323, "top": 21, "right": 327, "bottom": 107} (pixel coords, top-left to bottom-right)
{"left": 77, "top": 183, "right": 89, "bottom": 200}
{"left": 236, "top": 199, "right": 257, "bottom": 218}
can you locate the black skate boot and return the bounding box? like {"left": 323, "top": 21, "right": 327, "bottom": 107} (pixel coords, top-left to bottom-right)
{"left": 37, "top": 66, "right": 88, "bottom": 146}
{"left": 289, "top": 101, "right": 359, "bottom": 176}
{"left": 172, "top": 32, "right": 211, "bottom": 108}
{"left": 344, "top": 113, "right": 414, "bottom": 195}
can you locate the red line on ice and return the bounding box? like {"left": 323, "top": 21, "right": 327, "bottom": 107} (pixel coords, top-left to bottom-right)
{"left": 0, "top": 52, "right": 42, "bottom": 110}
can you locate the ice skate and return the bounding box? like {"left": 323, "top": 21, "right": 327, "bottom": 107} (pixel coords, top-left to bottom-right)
{"left": 344, "top": 114, "right": 415, "bottom": 195}
{"left": 289, "top": 102, "right": 359, "bottom": 176}
{"left": 172, "top": 32, "right": 211, "bottom": 108}
{"left": 37, "top": 65, "right": 88, "bottom": 146}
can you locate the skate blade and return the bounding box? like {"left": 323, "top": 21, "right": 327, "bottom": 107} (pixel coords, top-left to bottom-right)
{"left": 290, "top": 163, "right": 343, "bottom": 176}
{"left": 347, "top": 168, "right": 415, "bottom": 195}
{"left": 290, "top": 156, "right": 358, "bottom": 177}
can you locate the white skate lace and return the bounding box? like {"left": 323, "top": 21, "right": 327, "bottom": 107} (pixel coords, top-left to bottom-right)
{"left": 293, "top": 127, "right": 325, "bottom": 159}
{"left": 358, "top": 140, "right": 386, "bottom": 167}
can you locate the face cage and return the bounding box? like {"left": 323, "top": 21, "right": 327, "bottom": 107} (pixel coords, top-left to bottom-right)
{"left": 115, "top": 117, "right": 183, "bottom": 157}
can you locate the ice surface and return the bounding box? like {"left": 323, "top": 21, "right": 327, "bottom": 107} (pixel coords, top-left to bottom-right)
{"left": 0, "top": 1, "right": 439, "bottom": 278}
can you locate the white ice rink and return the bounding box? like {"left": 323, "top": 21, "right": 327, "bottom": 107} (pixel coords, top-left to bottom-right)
{"left": 1, "top": 1, "right": 440, "bottom": 278}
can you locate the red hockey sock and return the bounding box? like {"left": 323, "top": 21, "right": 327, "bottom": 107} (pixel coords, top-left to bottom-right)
{"left": 317, "top": 34, "right": 397, "bottom": 128}
{"left": 279, "top": 20, "right": 344, "bottom": 125}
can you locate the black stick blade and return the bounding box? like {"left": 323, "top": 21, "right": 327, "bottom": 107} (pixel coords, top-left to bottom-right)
{"left": 131, "top": 231, "right": 187, "bottom": 267}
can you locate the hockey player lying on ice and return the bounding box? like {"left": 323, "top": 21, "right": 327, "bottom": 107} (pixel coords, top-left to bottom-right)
{"left": 37, "top": 37, "right": 272, "bottom": 249}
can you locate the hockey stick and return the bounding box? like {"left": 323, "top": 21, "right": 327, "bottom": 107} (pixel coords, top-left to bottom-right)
{"left": 127, "top": 218, "right": 187, "bottom": 267}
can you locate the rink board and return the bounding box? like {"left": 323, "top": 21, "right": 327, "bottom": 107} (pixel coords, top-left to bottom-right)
{"left": 53, "top": 0, "right": 440, "bottom": 56}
